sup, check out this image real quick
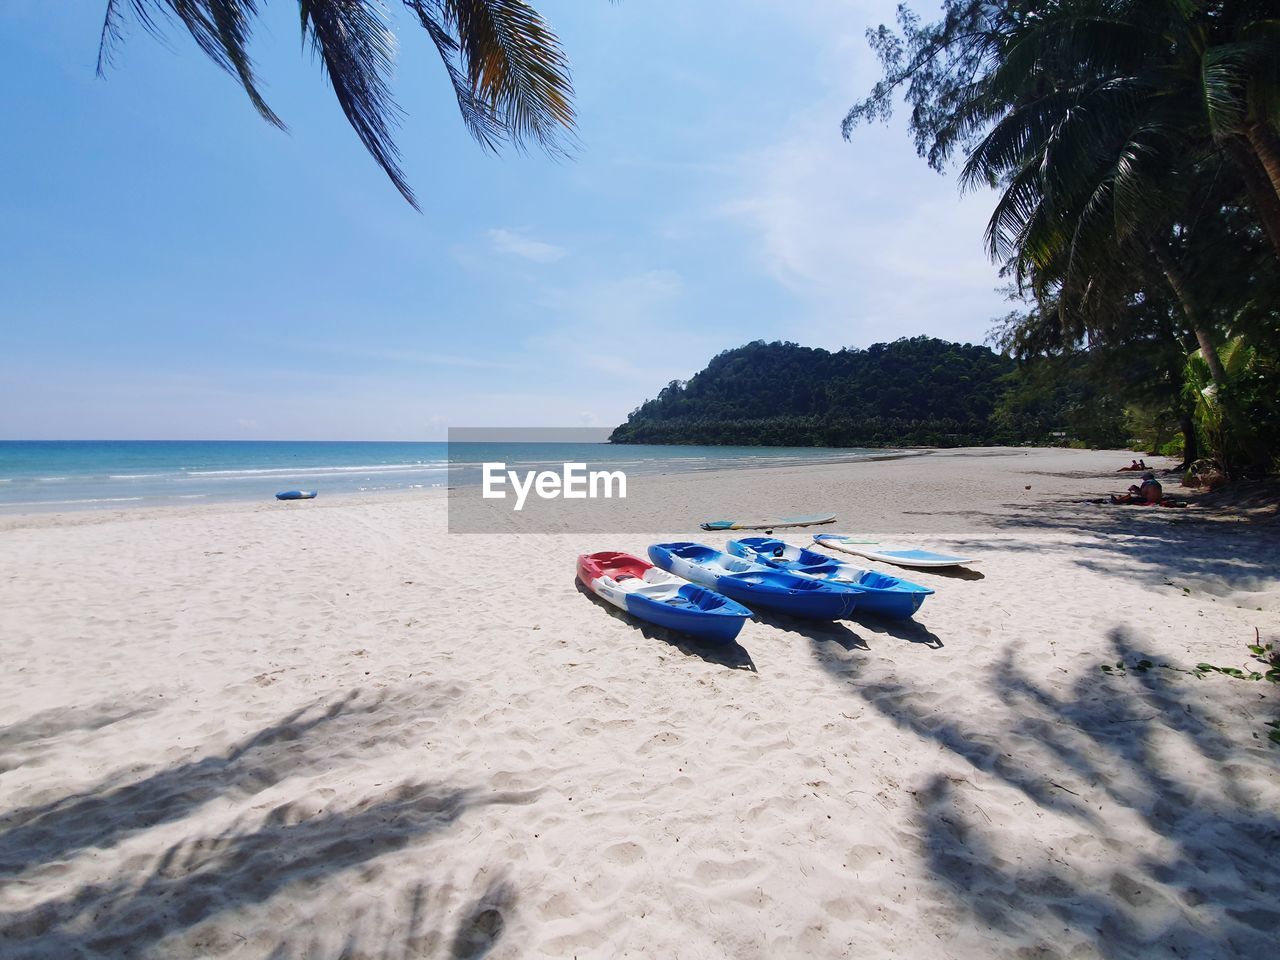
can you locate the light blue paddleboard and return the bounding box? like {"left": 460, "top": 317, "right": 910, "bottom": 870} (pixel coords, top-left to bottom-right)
{"left": 814, "top": 534, "right": 976, "bottom": 568}
{"left": 700, "top": 513, "right": 836, "bottom": 532}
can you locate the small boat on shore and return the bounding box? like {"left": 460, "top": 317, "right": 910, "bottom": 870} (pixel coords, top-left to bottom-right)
{"left": 814, "top": 534, "right": 976, "bottom": 569}
{"left": 275, "top": 490, "right": 317, "bottom": 501}
{"left": 727, "top": 537, "right": 933, "bottom": 619}
{"left": 648, "top": 542, "right": 862, "bottom": 620}
{"left": 576, "top": 551, "right": 751, "bottom": 644}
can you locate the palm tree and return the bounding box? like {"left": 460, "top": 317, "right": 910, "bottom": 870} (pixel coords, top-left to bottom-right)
{"left": 96, "top": 1, "right": 580, "bottom": 208}
{"left": 959, "top": 3, "right": 1278, "bottom": 381}
{"left": 1199, "top": 2, "right": 1280, "bottom": 245}
{"left": 845, "top": 1, "right": 1279, "bottom": 468}
{"left": 969, "top": 4, "right": 1280, "bottom": 467}
{"left": 845, "top": 2, "right": 1280, "bottom": 257}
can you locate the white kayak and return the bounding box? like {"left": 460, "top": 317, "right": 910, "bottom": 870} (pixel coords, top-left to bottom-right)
{"left": 813, "top": 533, "right": 977, "bottom": 568}
{"left": 701, "top": 513, "right": 836, "bottom": 532}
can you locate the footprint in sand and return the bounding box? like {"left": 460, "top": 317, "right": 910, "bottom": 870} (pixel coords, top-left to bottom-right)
{"left": 843, "top": 843, "right": 885, "bottom": 870}
{"left": 693, "top": 856, "right": 766, "bottom": 886}
{"left": 602, "top": 841, "right": 645, "bottom": 866}
{"left": 537, "top": 891, "right": 577, "bottom": 921}
{"left": 636, "top": 730, "right": 683, "bottom": 756}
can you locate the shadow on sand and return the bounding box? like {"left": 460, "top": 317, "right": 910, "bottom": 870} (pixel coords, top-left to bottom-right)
{"left": 927, "top": 499, "right": 1277, "bottom": 590}
{"left": 817, "top": 623, "right": 1279, "bottom": 957}
{"left": 1, "top": 784, "right": 528, "bottom": 958}
{"left": 854, "top": 612, "right": 945, "bottom": 648}
{"left": 918, "top": 565, "right": 985, "bottom": 581}
{"left": 262, "top": 872, "right": 519, "bottom": 960}
{"left": 0, "top": 698, "right": 163, "bottom": 775}
{"left": 746, "top": 610, "right": 873, "bottom": 684}
{"left": 0, "top": 699, "right": 159, "bottom": 754}
{"left": 0, "top": 689, "right": 444, "bottom": 876}
{"left": 0, "top": 691, "right": 531, "bottom": 959}
{"left": 749, "top": 609, "right": 868, "bottom": 651}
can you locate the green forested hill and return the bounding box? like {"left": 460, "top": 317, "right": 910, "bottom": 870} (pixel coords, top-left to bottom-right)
{"left": 609, "top": 338, "right": 1019, "bottom": 447}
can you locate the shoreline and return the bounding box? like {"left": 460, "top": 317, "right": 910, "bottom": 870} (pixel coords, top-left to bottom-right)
{"left": 0, "top": 444, "right": 1141, "bottom": 523}
{"left": 0, "top": 442, "right": 944, "bottom": 518}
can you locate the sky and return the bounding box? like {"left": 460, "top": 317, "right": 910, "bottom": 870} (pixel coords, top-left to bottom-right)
{"left": 0, "top": 1, "right": 1010, "bottom": 440}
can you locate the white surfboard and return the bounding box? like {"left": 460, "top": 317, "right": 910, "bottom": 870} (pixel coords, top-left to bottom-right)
{"left": 700, "top": 512, "right": 836, "bottom": 532}
{"left": 813, "top": 533, "right": 977, "bottom": 568}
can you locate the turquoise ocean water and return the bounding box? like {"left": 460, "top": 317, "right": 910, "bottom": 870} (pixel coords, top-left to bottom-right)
{"left": 0, "top": 441, "right": 898, "bottom": 512}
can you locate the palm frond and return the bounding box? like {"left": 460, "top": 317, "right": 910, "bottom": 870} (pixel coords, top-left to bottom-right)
{"left": 1110, "top": 121, "right": 1182, "bottom": 238}
{"left": 96, "top": 0, "right": 133, "bottom": 74}
{"left": 99, "top": 1, "right": 283, "bottom": 129}
{"left": 98, "top": 0, "right": 584, "bottom": 205}
{"left": 433, "top": 0, "right": 576, "bottom": 153}
{"left": 403, "top": 1, "right": 505, "bottom": 149}
{"left": 960, "top": 93, "right": 1062, "bottom": 193}
{"left": 962, "top": 76, "right": 1146, "bottom": 197}
{"left": 299, "top": 0, "right": 414, "bottom": 206}
{"left": 1201, "top": 41, "right": 1255, "bottom": 136}
{"left": 987, "top": 8, "right": 1147, "bottom": 105}
{"left": 984, "top": 159, "right": 1046, "bottom": 263}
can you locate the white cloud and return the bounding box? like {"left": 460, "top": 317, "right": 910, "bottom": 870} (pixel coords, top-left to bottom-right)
{"left": 487, "top": 228, "right": 568, "bottom": 263}
{"left": 280, "top": 340, "right": 527, "bottom": 373}
{"left": 718, "top": 121, "right": 1008, "bottom": 350}
{"left": 708, "top": 4, "right": 1010, "bottom": 350}
{"left": 525, "top": 267, "right": 709, "bottom": 386}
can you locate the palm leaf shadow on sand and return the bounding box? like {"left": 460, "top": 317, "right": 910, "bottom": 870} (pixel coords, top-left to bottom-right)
{"left": 825, "top": 624, "right": 1279, "bottom": 957}
{"left": 0, "top": 688, "right": 451, "bottom": 878}
{"left": 1008, "top": 518, "right": 1274, "bottom": 579}
{"left": 0, "top": 698, "right": 158, "bottom": 753}
{"left": 0, "top": 698, "right": 161, "bottom": 775}
{"left": 573, "top": 580, "right": 756, "bottom": 672}
{"left": 449, "top": 875, "right": 519, "bottom": 960}
{"left": 939, "top": 498, "right": 1278, "bottom": 589}
{"left": 0, "top": 781, "right": 534, "bottom": 958}
{"left": 260, "top": 872, "right": 518, "bottom": 960}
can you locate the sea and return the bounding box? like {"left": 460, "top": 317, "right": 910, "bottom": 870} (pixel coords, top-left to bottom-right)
{"left": 0, "top": 441, "right": 905, "bottom": 512}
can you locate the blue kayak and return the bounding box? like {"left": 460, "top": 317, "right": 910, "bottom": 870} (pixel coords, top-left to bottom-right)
{"left": 727, "top": 537, "right": 933, "bottom": 619}
{"left": 648, "top": 542, "right": 862, "bottom": 620}
{"left": 275, "top": 490, "right": 317, "bottom": 501}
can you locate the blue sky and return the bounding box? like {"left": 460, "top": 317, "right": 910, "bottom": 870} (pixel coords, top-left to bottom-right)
{"left": 0, "top": 1, "right": 1008, "bottom": 440}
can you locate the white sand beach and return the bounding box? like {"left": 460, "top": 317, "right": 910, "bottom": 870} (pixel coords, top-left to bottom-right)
{"left": 1, "top": 447, "right": 1277, "bottom": 959}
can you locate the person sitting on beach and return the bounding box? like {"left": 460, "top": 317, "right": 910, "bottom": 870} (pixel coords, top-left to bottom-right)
{"left": 1116, "top": 458, "right": 1157, "bottom": 473}
{"left": 1111, "top": 472, "right": 1162, "bottom": 504}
